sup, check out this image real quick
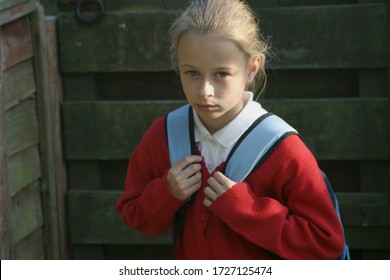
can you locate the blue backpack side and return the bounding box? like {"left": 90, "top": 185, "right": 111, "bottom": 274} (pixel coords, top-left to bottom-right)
{"left": 166, "top": 104, "right": 350, "bottom": 259}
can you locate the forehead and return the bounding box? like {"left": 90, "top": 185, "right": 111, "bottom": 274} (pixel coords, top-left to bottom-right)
{"left": 177, "top": 32, "right": 247, "bottom": 68}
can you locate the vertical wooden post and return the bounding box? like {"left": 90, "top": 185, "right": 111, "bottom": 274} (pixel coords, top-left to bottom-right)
{"left": 0, "top": 33, "right": 12, "bottom": 260}
{"left": 31, "top": 2, "right": 68, "bottom": 259}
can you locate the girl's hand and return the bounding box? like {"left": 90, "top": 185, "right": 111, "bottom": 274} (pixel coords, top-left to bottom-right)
{"left": 167, "top": 155, "right": 203, "bottom": 200}
{"left": 204, "top": 171, "right": 236, "bottom": 207}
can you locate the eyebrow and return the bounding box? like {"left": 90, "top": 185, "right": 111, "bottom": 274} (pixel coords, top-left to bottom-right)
{"left": 180, "top": 64, "right": 234, "bottom": 70}
{"left": 180, "top": 64, "right": 197, "bottom": 68}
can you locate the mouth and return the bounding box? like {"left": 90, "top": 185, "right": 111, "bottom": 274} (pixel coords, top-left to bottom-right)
{"left": 196, "top": 103, "right": 219, "bottom": 112}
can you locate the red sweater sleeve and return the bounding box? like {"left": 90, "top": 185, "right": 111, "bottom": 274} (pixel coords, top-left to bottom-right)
{"left": 115, "top": 117, "right": 185, "bottom": 236}
{"left": 209, "top": 135, "right": 345, "bottom": 259}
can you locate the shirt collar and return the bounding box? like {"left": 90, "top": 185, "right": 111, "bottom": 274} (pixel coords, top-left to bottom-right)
{"left": 193, "top": 92, "right": 268, "bottom": 147}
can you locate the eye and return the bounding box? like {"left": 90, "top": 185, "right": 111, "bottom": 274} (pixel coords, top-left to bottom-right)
{"left": 186, "top": 71, "right": 199, "bottom": 77}
{"left": 216, "top": 72, "right": 229, "bottom": 79}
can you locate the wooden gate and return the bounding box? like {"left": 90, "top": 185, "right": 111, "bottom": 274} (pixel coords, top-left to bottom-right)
{"left": 53, "top": 0, "right": 390, "bottom": 259}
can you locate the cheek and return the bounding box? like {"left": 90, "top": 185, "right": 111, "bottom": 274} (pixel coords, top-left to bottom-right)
{"left": 180, "top": 79, "right": 194, "bottom": 98}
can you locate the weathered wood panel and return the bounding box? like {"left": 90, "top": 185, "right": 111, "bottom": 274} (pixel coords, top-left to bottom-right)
{"left": 67, "top": 190, "right": 171, "bottom": 245}
{"left": 13, "top": 228, "right": 45, "bottom": 260}
{"left": 67, "top": 190, "right": 390, "bottom": 246}
{"left": 62, "top": 98, "right": 389, "bottom": 160}
{"left": 30, "top": 6, "right": 68, "bottom": 259}
{"left": 0, "top": 33, "right": 12, "bottom": 259}
{"left": 0, "top": 0, "right": 36, "bottom": 26}
{"left": 345, "top": 228, "right": 390, "bottom": 250}
{"left": 7, "top": 146, "right": 41, "bottom": 197}
{"left": 3, "top": 59, "right": 36, "bottom": 110}
{"left": 0, "top": 0, "right": 29, "bottom": 11}
{"left": 5, "top": 97, "right": 40, "bottom": 156}
{"left": 11, "top": 181, "right": 43, "bottom": 245}
{"left": 0, "top": 15, "right": 33, "bottom": 70}
{"left": 58, "top": 4, "right": 389, "bottom": 72}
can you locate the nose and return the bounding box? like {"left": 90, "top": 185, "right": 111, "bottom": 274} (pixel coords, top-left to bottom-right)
{"left": 199, "top": 79, "right": 214, "bottom": 99}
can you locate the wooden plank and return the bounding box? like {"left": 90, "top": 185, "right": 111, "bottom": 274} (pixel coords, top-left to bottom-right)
{"left": 5, "top": 97, "right": 40, "bottom": 156}
{"left": 267, "top": 98, "right": 389, "bottom": 160}
{"left": 58, "top": 10, "right": 173, "bottom": 72}
{"left": 341, "top": 205, "right": 390, "bottom": 227}
{"left": 261, "top": 4, "right": 388, "bottom": 69}
{"left": 42, "top": 16, "right": 69, "bottom": 259}
{"left": 62, "top": 100, "right": 181, "bottom": 160}
{"left": 67, "top": 190, "right": 390, "bottom": 246}
{"left": 0, "top": 0, "right": 30, "bottom": 11}
{"left": 11, "top": 180, "right": 43, "bottom": 245}
{"left": 337, "top": 192, "right": 389, "bottom": 205}
{"left": 62, "top": 98, "right": 389, "bottom": 160}
{"left": 0, "top": 0, "right": 36, "bottom": 26}
{"left": 67, "top": 190, "right": 171, "bottom": 245}
{"left": 7, "top": 145, "right": 41, "bottom": 197}
{"left": 0, "top": 15, "right": 33, "bottom": 70}
{"left": 0, "top": 35, "right": 13, "bottom": 259}
{"left": 345, "top": 227, "right": 390, "bottom": 250}
{"left": 58, "top": 4, "right": 389, "bottom": 72}
{"left": 13, "top": 228, "right": 45, "bottom": 259}
{"left": 30, "top": 6, "right": 69, "bottom": 259}
{"left": 3, "top": 59, "right": 36, "bottom": 110}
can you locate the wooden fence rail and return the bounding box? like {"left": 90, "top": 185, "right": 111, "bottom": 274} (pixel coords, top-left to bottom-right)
{"left": 67, "top": 190, "right": 390, "bottom": 249}
{"left": 62, "top": 99, "right": 389, "bottom": 161}
{"left": 58, "top": 4, "right": 389, "bottom": 72}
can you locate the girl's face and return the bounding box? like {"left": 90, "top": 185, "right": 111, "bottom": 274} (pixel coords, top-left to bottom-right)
{"left": 177, "top": 32, "right": 259, "bottom": 134}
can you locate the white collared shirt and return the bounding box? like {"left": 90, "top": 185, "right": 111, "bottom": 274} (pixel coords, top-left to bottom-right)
{"left": 193, "top": 92, "right": 268, "bottom": 173}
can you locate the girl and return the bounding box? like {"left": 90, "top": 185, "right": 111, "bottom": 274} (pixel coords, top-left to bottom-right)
{"left": 116, "top": 0, "right": 344, "bottom": 259}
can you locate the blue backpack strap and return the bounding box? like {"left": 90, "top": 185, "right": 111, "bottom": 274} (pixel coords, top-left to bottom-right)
{"left": 223, "top": 113, "right": 298, "bottom": 182}
{"left": 166, "top": 104, "right": 196, "bottom": 244}
{"left": 166, "top": 104, "right": 195, "bottom": 167}
{"left": 321, "top": 171, "right": 350, "bottom": 260}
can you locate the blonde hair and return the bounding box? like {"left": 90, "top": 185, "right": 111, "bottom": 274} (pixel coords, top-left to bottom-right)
{"left": 169, "top": 0, "right": 269, "bottom": 95}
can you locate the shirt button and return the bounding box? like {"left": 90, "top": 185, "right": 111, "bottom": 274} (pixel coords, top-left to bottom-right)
{"left": 202, "top": 214, "right": 208, "bottom": 221}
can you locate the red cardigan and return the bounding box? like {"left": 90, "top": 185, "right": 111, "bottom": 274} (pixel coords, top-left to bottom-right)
{"left": 116, "top": 116, "right": 344, "bottom": 259}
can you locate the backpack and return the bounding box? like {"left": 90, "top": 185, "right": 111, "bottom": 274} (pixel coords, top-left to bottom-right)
{"left": 166, "top": 104, "right": 350, "bottom": 260}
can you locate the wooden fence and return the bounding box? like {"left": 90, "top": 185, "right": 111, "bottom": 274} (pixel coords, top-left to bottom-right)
{"left": 0, "top": 0, "right": 66, "bottom": 259}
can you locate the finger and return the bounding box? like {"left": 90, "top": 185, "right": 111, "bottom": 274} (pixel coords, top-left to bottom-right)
{"left": 203, "top": 197, "right": 212, "bottom": 207}
{"left": 170, "top": 177, "right": 201, "bottom": 201}
{"left": 207, "top": 176, "right": 225, "bottom": 195}
{"left": 204, "top": 186, "right": 219, "bottom": 201}
{"left": 185, "top": 171, "right": 202, "bottom": 188}
{"left": 179, "top": 155, "right": 203, "bottom": 170}
{"left": 187, "top": 180, "right": 202, "bottom": 195}
{"left": 213, "top": 171, "right": 236, "bottom": 189}
{"left": 182, "top": 163, "right": 202, "bottom": 179}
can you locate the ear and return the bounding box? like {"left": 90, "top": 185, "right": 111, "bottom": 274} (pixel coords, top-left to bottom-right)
{"left": 246, "top": 55, "right": 262, "bottom": 83}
